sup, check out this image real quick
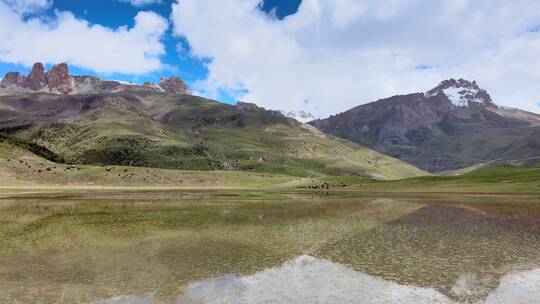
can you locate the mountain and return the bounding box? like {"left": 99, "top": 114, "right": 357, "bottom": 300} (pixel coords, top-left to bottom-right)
{"left": 0, "top": 63, "right": 425, "bottom": 179}
{"left": 0, "top": 62, "right": 190, "bottom": 96}
{"left": 311, "top": 79, "right": 540, "bottom": 172}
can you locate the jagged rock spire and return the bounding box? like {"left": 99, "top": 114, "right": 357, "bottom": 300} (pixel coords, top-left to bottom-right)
{"left": 0, "top": 72, "right": 24, "bottom": 88}
{"left": 1, "top": 62, "right": 191, "bottom": 95}
{"left": 47, "top": 63, "right": 74, "bottom": 94}
{"left": 22, "top": 62, "right": 47, "bottom": 90}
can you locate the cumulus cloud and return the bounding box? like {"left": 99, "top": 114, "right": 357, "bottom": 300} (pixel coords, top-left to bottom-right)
{"left": 171, "top": 0, "right": 540, "bottom": 117}
{"left": 0, "top": 2, "right": 168, "bottom": 74}
{"left": 1, "top": 0, "right": 51, "bottom": 14}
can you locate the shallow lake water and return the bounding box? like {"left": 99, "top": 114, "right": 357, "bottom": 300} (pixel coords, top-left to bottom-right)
{"left": 0, "top": 190, "right": 539, "bottom": 303}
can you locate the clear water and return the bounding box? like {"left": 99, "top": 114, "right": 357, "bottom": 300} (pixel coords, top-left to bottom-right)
{"left": 0, "top": 191, "right": 539, "bottom": 303}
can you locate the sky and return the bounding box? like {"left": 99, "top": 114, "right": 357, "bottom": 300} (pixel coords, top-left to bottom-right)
{"left": 0, "top": 0, "right": 539, "bottom": 117}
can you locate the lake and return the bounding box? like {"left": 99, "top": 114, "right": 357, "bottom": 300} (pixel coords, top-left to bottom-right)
{"left": 0, "top": 190, "right": 539, "bottom": 303}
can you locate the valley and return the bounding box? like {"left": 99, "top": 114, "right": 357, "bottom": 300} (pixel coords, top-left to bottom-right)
{"left": 0, "top": 64, "right": 424, "bottom": 180}
{"left": 2, "top": 1, "right": 540, "bottom": 303}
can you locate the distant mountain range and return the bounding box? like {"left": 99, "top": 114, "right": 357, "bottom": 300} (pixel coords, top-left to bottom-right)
{"left": 0, "top": 62, "right": 425, "bottom": 179}
{"left": 311, "top": 79, "right": 540, "bottom": 172}
{"left": 3, "top": 63, "right": 539, "bottom": 175}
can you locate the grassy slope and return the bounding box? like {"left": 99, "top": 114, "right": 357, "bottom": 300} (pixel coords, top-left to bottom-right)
{"left": 1, "top": 139, "right": 539, "bottom": 193}
{"left": 0, "top": 140, "right": 298, "bottom": 189}
{"left": 10, "top": 93, "right": 425, "bottom": 180}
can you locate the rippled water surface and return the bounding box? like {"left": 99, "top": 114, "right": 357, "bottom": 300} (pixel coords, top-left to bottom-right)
{"left": 0, "top": 190, "right": 539, "bottom": 303}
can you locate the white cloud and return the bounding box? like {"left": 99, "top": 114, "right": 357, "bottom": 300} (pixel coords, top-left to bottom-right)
{"left": 171, "top": 0, "right": 540, "bottom": 117}
{"left": 178, "top": 255, "right": 452, "bottom": 304}
{"left": 119, "top": 0, "right": 162, "bottom": 7}
{"left": 90, "top": 256, "right": 540, "bottom": 303}
{"left": 1, "top": 0, "right": 51, "bottom": 14}
{"left": 0, "top": 3, "right": 168, "bottom": 74}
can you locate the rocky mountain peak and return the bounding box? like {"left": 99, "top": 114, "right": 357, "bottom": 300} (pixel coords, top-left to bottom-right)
{"left": 22, "top": 62, "right": 47, "bottom": 90}
{"left": 433, "top": 78, "right": 480, "bottom": 91}
{"left": 426, "top": 78, "right": 494, "bottom": 107}
{"left": 47, "top": 63, "right": 74, "bottom": 94}
{"left": 0, "top": 72, "right": 24, "bottom": 88}
{"left": 159, "top": 76, "right": 190, "bottom": 94}
{"left": 1, "top": 62, "right": 191, "bottom": 96}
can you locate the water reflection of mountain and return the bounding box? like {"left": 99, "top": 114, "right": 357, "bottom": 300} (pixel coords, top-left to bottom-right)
{"left": 316, "top": 204, "right": 540, "bottom": 302}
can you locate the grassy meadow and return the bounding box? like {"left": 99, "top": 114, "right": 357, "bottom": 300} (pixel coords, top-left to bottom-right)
{"left": 2, "top": 134, "right": 540, "bottom": 194}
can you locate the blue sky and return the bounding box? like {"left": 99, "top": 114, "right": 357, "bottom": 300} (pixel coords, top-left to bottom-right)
{"left": 1, "top": 0, "right": 540, "bottom": 115}
{"left": 0, "top": 0, "right": 301, "bottom": 104}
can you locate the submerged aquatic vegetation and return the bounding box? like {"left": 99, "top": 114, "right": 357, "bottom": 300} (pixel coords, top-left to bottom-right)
{"left": 0, "top": 190, "right": 538, "bottom": 303}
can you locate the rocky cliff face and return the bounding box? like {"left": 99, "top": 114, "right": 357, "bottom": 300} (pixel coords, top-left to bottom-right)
{"left": 0, "top": 72, "right": 24, "bottom": 88}
{"left": 22, "top": 63, "right": 47, "bottom": 91}
{"left": 311, "top": 79, "right": 540, "bottom": 172}
{"left": 159, "top": 76, "right": 190, "bottom": 94}
{"left": 0, "top": 62, "right": 190, "bottom": 96}
{"left": 47, "top": 63, "right": 74, "bottom": 94}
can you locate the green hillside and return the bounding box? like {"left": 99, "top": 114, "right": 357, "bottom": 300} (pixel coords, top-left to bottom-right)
{"left": 1, "top": 136, "right": 538, "bottom": 193}
{"left": 0, "top": 91, "right": 425, "bottom": 179}
{"left": 0, "top": 138, "right": 300, "bottom": 188}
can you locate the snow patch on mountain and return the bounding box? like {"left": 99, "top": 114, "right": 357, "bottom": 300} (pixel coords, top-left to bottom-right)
{"left": 112, "top": 80, "right": 140, "bottom": 86}
{"left": 143, "top": 82, "right": 166, "bottom": 92}
{"left": 426, "top": 78, "right": 494, "bottom": 108}
{"left": 440, "top": 87, "right": 483, "bottom": 107}
{"left": 280, "top": 110, "right": 318, "bottom": 123}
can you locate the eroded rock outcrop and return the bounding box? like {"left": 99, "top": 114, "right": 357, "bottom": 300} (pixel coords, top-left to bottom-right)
{"left": 22, "top": 63, "right": 48, "bottom": 90}
{"left": 1, "top": 62, "right": 191, "bottom": 96}
{"left": 47, "top": 63, "right": 74, "bottom": 94}
{"left": 0, "top": 72, "right": 24, "bottom": 88}
{"left": 159, "top": 76, "right": 190, "bottom": 94}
